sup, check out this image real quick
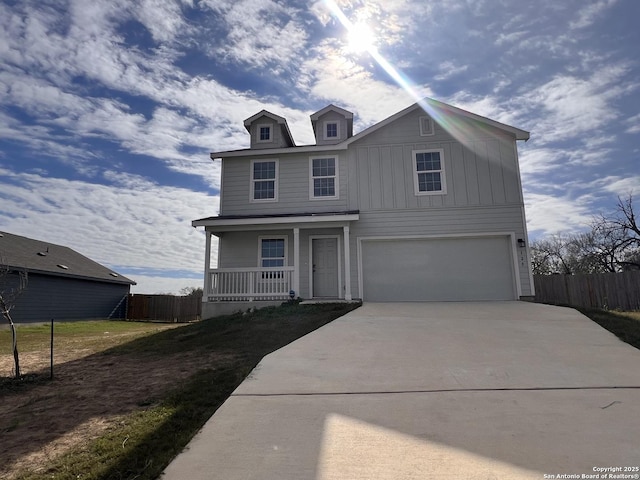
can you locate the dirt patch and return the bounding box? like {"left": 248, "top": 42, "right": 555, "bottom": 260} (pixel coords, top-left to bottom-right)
{"left": 0, "top": 326, "right": 229, "bottom": 479}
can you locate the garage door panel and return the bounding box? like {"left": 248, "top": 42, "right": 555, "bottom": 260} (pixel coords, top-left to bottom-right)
{"left": 362, "top": 236, "right": 516, "bottom": 302}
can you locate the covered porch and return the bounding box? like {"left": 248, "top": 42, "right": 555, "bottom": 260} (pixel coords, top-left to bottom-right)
{"left": 192, "top": 211, "right": 359, "bottom": 316}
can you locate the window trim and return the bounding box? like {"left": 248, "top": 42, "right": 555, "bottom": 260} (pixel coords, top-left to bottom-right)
{"left": 323, "top": 120, "right": 340, "bottom": 140}
{"left": 419, "top": 116, "right": 435, "bottom": 136}
{"left": 309, "top": 155, "right": 339, "bottom": 200}
{"left": 412, "top": 148, "right": 447, "bottom": 196}
{"left": 256, "top": 123, "right": 273, "bottom": 143}
{"left": 257, "top": 236, "right": 288, "bottom": 268}
{"left": 250, "top": 159, "right": 279, "bottom": 203}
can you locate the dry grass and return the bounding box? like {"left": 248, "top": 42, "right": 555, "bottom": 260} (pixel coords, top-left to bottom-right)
{"left": 0, "top": 303, "right": 360, "bottom": 480}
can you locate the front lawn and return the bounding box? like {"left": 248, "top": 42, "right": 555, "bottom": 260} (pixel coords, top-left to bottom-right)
{"left": 0, "top": 302, "right": 360, "bottom": 480}
{"left": 578, "top": 308, "right": 640, "bottom": 350}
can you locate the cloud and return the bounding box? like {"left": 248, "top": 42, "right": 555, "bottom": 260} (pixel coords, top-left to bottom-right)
{"left": 0, "top": 167, "right": 219, "bottom": 293}
{"left": 569, "top": 0, "right": 619, "bottom": 29}
{"left": 524, "top": 192, "right": 595, "bottom": 236}
{"left": 434, "top": 61, "right": 469, "bottom": 81}
{"left": 624, "top": 113, "right": 640, "bottom": 134}
{"left": 199, "top": 0, "right": 309, "bottom": 70}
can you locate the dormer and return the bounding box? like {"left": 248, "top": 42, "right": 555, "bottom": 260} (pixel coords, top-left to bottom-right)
{"left": 244, "top": 110, "right": 296, "bottom": 149}
{"left": 310, "top": 105, "right": 354, "bottom": 145}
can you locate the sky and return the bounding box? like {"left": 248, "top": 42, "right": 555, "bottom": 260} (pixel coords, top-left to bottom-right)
{"left": 1, "top": 0, "right": 639, "bottom": 294}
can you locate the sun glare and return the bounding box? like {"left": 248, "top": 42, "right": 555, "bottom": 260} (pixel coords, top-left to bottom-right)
{"left": 347, "top": 22, "right": 377, "bottom": 53}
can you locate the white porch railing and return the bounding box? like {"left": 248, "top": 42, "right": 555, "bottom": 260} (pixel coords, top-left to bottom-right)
{"left": 207, "top": 267, "right": 295, "bottom": 301}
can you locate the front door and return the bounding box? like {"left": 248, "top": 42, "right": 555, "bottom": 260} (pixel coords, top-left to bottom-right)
{"left": 312, "top": 238, "right": 339, "bottom": 298}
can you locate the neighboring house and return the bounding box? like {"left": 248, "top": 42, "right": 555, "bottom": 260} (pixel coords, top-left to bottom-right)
{"left": 193, "top": 97, "right": 534, "bottom": 317}
{"left": 0, "top": 231, "right": 135, "bottom": 323}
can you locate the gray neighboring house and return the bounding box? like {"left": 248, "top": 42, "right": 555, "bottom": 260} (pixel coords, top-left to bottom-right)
{"left": 193, "top": 97, "right": 534, "bottom": 318}
{"left": 0, "top": 231, "right": 135, "bottom": 323}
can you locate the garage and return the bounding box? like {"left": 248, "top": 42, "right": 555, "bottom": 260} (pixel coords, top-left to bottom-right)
{"left": 360, "top": 235, "right": 517, "bottom": 302}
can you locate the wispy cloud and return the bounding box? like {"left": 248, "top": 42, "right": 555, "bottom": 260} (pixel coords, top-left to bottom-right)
{"left": 0, "top": 167, "right": 218, "bottom": 293}
{"left": 569, "top": 0, "right": 619, "bottom": 29}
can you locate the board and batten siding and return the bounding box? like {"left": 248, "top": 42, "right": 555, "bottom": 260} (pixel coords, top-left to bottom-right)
{"left": 11, "top": 273, "right": 130, "bottom": 323}
{"left": 347, "top": 109, "right": 523, "bottom": 212}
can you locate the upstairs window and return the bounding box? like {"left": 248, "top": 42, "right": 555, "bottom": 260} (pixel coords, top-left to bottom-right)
{"left": 324, "top": 121, "right": 339, "bottom": 140}
{"left": 413, "top": 149, "right": 446, "bottom": 195}
{"left": 310, "top": 156, "right": 338, "bottom": 199}
{"left": 251, "top": 160, "right": 278, "bottom": 202}
{"left": 257, "top": 124, "right": 272, "bottom": 143}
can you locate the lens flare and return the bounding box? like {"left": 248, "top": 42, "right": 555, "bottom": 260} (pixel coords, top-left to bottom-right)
{"left": 322, "top": 0, "right": 509, "bottom": 151}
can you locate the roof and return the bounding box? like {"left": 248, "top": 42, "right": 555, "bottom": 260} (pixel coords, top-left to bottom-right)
{"left": 310, "top": 104, "right": 354, "bottom": 140}
{"left": 192, "top": 210, "right": 360, "bottom": 229}
{"left": 0, "top": 231, "right": 136, "bottom": 285}
{"left": 211, "top": 96, "right": 529, "bottom": 159}
{"left": 347, "top": 97, "right": 530, "bottom": 143}
{"left": 243, "top": 109, "right": 295, "bottom": 147}
{"left": 309, "top": 104, "right": 354, "bottom": 120}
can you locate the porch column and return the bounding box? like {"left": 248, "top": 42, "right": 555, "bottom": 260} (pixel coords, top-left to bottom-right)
{"left": 293, "top": 227, "right": 300, "bottom": 298}
{"left": 343, "top": 225, "right": 352, "bottom": 301}
{"left": 203, "top": 231, "right": 212, "bottom": 297}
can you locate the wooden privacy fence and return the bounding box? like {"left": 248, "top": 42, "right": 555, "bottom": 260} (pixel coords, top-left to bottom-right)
{"left": 127, "top": 294, "right": 202, "bottom": 322}
{"left": 534, "top": 271, "right": 640, "bottom": 311}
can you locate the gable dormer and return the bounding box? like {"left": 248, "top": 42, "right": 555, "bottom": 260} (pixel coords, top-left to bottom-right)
{"left": 310, "top": 105, "right": 353, "bottom": 145}
{"left": 244, "top": 110, "right": 296, "bottom": 149}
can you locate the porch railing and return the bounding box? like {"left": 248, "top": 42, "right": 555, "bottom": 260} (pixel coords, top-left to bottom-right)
{"left": 207, "top": 267, "right": 295, "bottom": 301}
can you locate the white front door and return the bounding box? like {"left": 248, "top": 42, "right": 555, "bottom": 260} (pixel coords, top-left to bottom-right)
{"left": 312, "top": 238, "right": 339, "bottom": 298}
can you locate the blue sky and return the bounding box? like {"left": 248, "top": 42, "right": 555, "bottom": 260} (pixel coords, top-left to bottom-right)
{"left": 1, "top": 0, "right": 639, "bottom": 294}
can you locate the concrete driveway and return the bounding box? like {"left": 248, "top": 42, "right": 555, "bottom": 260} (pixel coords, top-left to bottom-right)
{"left": 161, "top": 302, "right": 640, "bottom": 479}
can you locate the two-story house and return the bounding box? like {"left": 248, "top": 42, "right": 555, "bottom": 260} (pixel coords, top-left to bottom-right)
{"left": 193, "top": 97, "right": 534, "bottom": 318}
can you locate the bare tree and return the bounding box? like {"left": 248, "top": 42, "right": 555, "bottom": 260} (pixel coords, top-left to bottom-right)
{"left": 0, "top": 258, "right": 28, "bottom": 379}
{"left": 179, "top": 286, "right": 204, "bottom": 297}
{"left": 594, "top": 194, "right": 640, "bottom": 270}
{"left": 532, "top": 195, "right": 640, "bottom": 276}
{"left": 530, "top": 234, "right": 580, "bottom": 275}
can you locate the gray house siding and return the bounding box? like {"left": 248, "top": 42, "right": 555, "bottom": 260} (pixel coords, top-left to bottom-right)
{"left": 347, "top": 111, "right": 523, "bottom": 212}
{"left": 218, "top": 228, "right": 348, "bottom": 300}
{"left": 220, "top": 153, "right": 349, "bottom": 216}
{"left": 10, "top": 273, "right": 130, "bottom": 323}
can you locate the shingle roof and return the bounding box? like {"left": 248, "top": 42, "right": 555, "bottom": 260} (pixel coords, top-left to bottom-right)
{"left": 0, "top": 231, "right": 136, "bottom": 285}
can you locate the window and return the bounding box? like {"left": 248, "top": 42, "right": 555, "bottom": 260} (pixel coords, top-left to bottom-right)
{"left": 413, "top": 149, "right": 446, "bottom": 195}
{"left": 257, "top": 123, "right": 272, "bottom": 143}
{"left": 251, "top": 160, "right": 278, "bottom": 202}
{"left": 419, "top": 116, "right": 434, "bottom": 136}
{"left": 310, "top": 156, "right": 338, "bottom": 199}
{"left": 324, "top": 121, "right": 339, "bottom": 140}
{"left": 259, "top": 237, "right": 287, "bottom": 278}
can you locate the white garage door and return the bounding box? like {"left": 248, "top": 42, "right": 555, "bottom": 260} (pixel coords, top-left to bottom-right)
{"left": 361, "top": 236, "right": 517, "bottom": 302}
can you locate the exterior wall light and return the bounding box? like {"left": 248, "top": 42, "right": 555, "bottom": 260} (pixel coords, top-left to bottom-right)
{"left": 517, "top": 238, "right": 526, "bottom": 248}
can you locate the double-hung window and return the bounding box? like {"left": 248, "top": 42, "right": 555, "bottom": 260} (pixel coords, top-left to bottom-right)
{"left": 259, "top": 237, "right": 287, "bottom": 279}
{"left": 257, "top": 123, "right": 272, "bottom": 143}
{"left": 310, "top": 156, "right": 338, "bottom": 199}
{"left": 251, "top": 159, "right": 278, "bottom": 202}
{"left": 413, "top": 149, "right": 446, "bottom": 195}
{"left": 259, "top": 238, "right": 286, "bottom": 267}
